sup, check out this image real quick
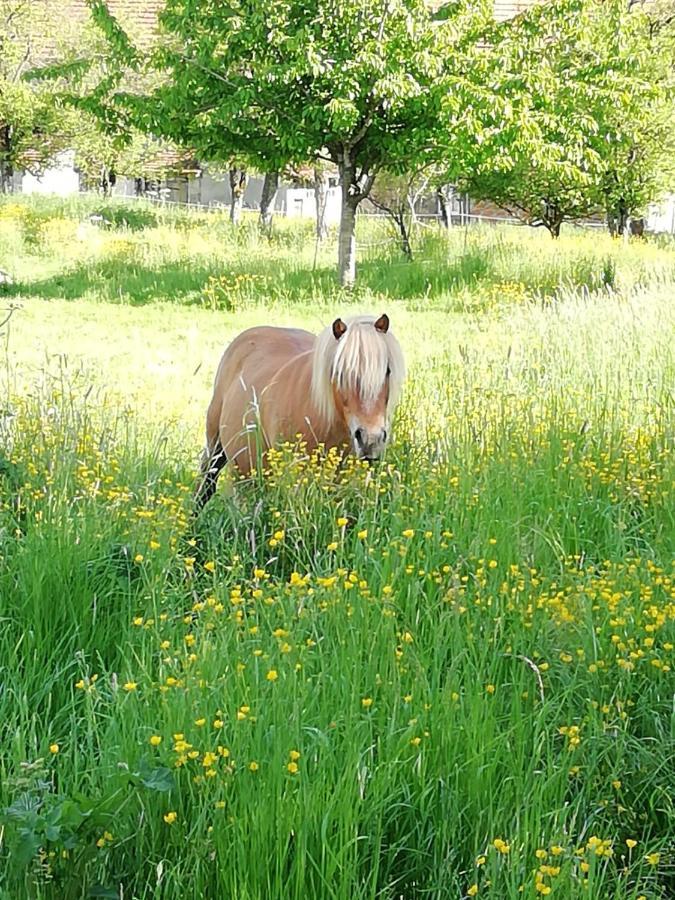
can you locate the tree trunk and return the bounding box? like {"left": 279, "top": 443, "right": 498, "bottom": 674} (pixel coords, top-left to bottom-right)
{"left": 542, "top": 202, "right": 562, "bottom": 238}
{"left": 338, "top": 191, "right": 358, "bottom": 287}
{"left": 259, "top": 170, "right": 279, "bottom": 232}
{"left": 629, "top": 217, "right": 645, "bottom": 237}
{"left": 607, "top": 198, "right": 629, "bottom": 236}
{"left": 338, "top": 156, "right": 359, "bottom": 287}
{"left": 0, "top": 126, "right": 14, "bottom": 194}
{"left": 229, "top": 167, "right": 248, "bottom": 225}
{"left": 397, "top": 210, "right": 413, "bottom": 260}
{"left": 436, "top": 186, "right": 450, "bottom": 229}
{"left": 314, "top": 167, "right": 329, "bottom": 241}
{"left": 617, "top": 199, "right": 628, "bottom": 236}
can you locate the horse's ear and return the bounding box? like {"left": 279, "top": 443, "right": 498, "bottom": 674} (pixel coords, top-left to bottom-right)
{"left": 374, "top": 313, "right": 389, "bottom": 334}
{"left": 332, "top": 318, "right": 347, "bottom": 340}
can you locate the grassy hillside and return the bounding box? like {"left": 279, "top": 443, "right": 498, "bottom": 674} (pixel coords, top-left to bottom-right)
{"left": 1, "top": 196, "right": 674, "bottom": 899}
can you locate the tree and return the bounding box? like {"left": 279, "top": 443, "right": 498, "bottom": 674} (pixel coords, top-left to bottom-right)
{"left": 312, "top": 163, "right": 331, "bottom": 244}
{"left": 73, "top": 0, "right": 492, "bottom": 286}
{"left": 598, "top": 1, "right": 675, "bottom": 234}
{"left": 0, "top": 1, "right": 72, "bottom": 191}
{"left": 367, "top": 169, "right": 432, "bottom": 259}
{"left": 24, "top": 1, "right": 197, "bottom": 199}
{"left": 228, "top": 164, "right": 248, "bottom": 226}
{"left": 285, "top": 161, "right": 336, "bottom": 242}
{"left": 440, "top": 0, "right": 674, "bottom": 238}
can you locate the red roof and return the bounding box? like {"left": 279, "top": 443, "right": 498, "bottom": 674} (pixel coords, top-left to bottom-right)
{"left": 493, "top": 1, "right": 543, "bottom": 21}
{"left": 66, "top": 0, "right": 163, "bottom": 42}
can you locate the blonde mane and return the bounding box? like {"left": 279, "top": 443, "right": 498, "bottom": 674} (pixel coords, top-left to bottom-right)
{"left": 310, "top": 315, "right": 406, "bottom": 426}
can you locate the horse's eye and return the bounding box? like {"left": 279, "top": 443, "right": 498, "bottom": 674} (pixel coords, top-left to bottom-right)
{"left": 386, "top": 366, "right": 391, "bottom": 377}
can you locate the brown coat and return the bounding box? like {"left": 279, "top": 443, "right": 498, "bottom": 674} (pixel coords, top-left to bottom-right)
{"left": 205, "top": 326, "right": 348, "bottom": 476}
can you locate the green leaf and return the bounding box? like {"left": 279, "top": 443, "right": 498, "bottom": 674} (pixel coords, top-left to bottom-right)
{"left": 136, "top": 760, "right": 175, "bottom": 793}
{"left": 13, "top": 828, "right": 41, "bottom": 867}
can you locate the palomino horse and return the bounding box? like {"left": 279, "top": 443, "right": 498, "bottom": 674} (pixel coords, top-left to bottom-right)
{"left": 195, "top": 313, "right": 405, "bottom": 508}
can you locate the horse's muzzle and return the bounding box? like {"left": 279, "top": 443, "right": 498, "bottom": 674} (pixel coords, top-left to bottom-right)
{"left": 353, "top": 427, "right": 387, "bottom": 461}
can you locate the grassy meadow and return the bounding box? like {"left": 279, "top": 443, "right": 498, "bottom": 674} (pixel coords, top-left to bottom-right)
{"left": 0, "top": 195, "right": 674, "bottom": 899}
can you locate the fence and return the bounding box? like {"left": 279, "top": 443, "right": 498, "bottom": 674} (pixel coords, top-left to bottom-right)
{"left": 27, "top": 185, "right": 670, "bottom": 236}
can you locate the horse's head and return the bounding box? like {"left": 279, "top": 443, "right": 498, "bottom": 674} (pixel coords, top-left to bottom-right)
{"left": 311, "top": 313, "right": 406, "bottom": 461}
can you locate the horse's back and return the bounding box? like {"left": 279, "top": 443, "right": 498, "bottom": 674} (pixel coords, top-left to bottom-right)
{"left": 206, "top": 325, "right": 318, "bottom": 470}
{"left": 222, "top": 325, "right": 315, "bottom": 363}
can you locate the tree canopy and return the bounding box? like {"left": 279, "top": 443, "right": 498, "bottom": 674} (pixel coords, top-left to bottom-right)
{"left": 68, "top": 0, "right": 495, "bottom": 284}
{"left": 0, "top": 1, "right": 73, "bottom": 191}
{"left": 18, "top": 0, "right": 675, "bottom": 258}
{"left": 439, "top": 0, "right": 675, "bottom": 236}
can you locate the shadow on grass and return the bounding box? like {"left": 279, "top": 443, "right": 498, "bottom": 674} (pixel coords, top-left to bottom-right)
{"left": 9, "top": 251, "right": 496, "bottom": 308}
{"left": 90, "top": 204, "right": 159, "bottom": 231}
{"left": 4, "top": 253, "right": 343, "bottom": 306}
{"left": 7, "top": 231, "right": 614, "bottom": 309}
{"left": 8, "top": 258, "right": 217, "bottom": 306}
{"left": 358, "top": 247, "right": 493, "bottom": 304}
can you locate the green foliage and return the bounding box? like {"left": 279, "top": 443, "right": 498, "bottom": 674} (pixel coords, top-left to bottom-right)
{"left": 16, "top": 1, "right": 186, "bottom": 192}
{"left": 74, "top": 0, "right": 493, "bottom": 283}
{"left": 1, "top": 752, "right": 174, "bottom": 897}
{"left": 0, "top": 1, "right": 73, "bottom": 190}
{"left": 598, "top": 0, "right": 675, "bottom": 231}
{"left": 442, "top": 0, "right": 675, "bottom": 236}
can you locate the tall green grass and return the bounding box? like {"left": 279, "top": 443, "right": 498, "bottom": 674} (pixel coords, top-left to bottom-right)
{"left": 2, "top": 194, "right": 674, "bottom": 312}
{"left": 0, "top": 196, "right": 674, "bottom": 899}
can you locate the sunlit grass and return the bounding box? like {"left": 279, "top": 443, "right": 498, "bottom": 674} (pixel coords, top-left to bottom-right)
{"left": 0, "top": 196, "right": 674, "bottom": 899}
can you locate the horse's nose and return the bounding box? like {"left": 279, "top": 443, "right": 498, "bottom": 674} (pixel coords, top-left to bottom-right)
{"left": 353, "top": 427, "right": 387, "bottom": 458}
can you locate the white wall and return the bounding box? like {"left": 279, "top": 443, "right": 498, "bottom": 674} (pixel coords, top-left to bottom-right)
{"left": 280, "top": 186, "right": 341, "bottom": 225}
{"left": 647, "top": 195, "right": 675, "bottom": 235}
{"left": 21, "top": 151, "right": 80, "bottom": 196}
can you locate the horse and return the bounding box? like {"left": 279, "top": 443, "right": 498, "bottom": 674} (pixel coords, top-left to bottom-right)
{"left": 195, "top": 313, "right": 406, "bottom": 508}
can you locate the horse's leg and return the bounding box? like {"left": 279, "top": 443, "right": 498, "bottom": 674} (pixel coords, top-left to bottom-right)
{"left": 195, "top": 439, "right": 228, "bottom": 510}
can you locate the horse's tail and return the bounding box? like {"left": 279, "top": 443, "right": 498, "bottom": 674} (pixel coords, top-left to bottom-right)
{"left": 195, "top": 365, "right": 228, "bottom": 510}
{"left": 194, "top": 437, "right": 228, "bottom": 511}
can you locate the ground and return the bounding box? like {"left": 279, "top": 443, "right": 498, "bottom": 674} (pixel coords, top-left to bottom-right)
{"left": 0, "top": 196, "right": 673, "bottom": 899}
